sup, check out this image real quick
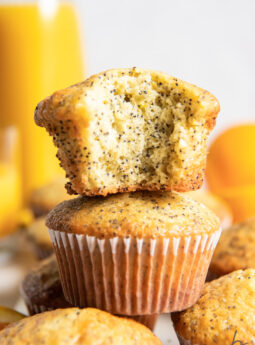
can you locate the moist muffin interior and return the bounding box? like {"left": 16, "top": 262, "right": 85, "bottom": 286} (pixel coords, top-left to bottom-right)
{"left": 83, "top": 70, "right": 209, "bottom": 189}
{"left": 35, "top": 68, "right": 219, "bottom": 195}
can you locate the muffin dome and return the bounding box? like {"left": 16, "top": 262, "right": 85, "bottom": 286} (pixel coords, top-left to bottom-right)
{"left": 0, "top": 308, "right": 162, "bottom": 345}
{"left": 172, "top": 269, "right": 255, "bottom": 345}
{"left": 46, "top": 191, "right": 220, "bottom": 238}
{"left": 210, "top": 217, "right": 255, "bottom": 276}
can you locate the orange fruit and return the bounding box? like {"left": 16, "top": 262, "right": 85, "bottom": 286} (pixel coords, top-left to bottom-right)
{"left": 206, "top": 124, "right": 255, "bottom": 222}
{"left": 219, "top": 185, "right": 255, "bottom": 223}
{"left": 207, "top": 124, "right": 255, "bottom": 190}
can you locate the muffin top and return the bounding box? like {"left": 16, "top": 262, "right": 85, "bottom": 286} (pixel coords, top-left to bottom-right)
{"left": 30, "top": 177, "right": 74, "bottom": 216}
{"left": 21, "top": 255, "right": 69, "bottom": 309}
{"left": 0, "top": 308, "right": 162, "bottom": 345}
{"left": 187, "top": 190, "right": 232, "bottom": 229}
{"left": 172, "top": 269, "right": 255, "bottom": 345}
{"left": 27, "top": 217, "right": 51, "bottom": 246}
{"left": 210, "top": 217, "right": 255, "bottom": 276}
{"left": 46, "top": 191, "right": 220, "bottom": 238}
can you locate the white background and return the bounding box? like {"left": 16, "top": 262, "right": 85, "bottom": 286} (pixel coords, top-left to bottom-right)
{"left": 79, "top": 0, "right": 255, "bottom": 138}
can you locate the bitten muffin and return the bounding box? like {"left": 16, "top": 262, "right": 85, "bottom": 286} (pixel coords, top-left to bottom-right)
{"left": 35, "top": 67, "right": 220, "bottom": 197}
{"left": 187, "top": 190, "right": 232, "bottom": 229}
{"left": 209, "top": 217, "right": 255, "bottom": 278}
{"left": 0, "top": 308, "right": 162, "bottom": 345}
{"left": 172, "top": 269, "right": 255, "bottom": 345}
{"left": 26, "top": 217, "right": 53, "bottom": 259}
{"left": 46, "top": 191, "right": 220, "bottom": 315}
{"left": 21, "top": 255, "right": 158, "bottom": 330}
{"left": 0, "top": 306, "right": 24, "bottom": 331}
{"left": 30, "top": 177, "right": 74, "bottom": 217}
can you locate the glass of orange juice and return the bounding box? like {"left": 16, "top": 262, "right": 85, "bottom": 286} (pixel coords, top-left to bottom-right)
{"left": 0, "top": 0, "right": 85, "bottom": 203}
{"left": 0, "top": 127, "right": 21, "bottom": 239}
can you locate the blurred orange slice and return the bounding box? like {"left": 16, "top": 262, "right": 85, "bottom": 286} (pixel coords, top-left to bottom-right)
{"left": 0, "top": 306, "right": 25, "bottom": 330}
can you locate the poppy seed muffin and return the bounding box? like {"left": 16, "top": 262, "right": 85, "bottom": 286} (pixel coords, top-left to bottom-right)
{"left": 35, "top": 67, "right": 220, "bottom": 196}
{"left": 21, "top": 255, "right": 71, "bottom": 314}
{"left": 46, "top": 191, "right": 221, "bottom": 314}
{"left": 0, "top": 308, "right": 162, "bottom": 344}
{"left": 209, "top": 217, "right": 255, "bottom": 278}
{"left": 172, "top": 269, "right": 255, "bottom": 345}
{"left": 21, "top": 255, "right": 158, "bottom": 330}
{"left": 26, "top": 217, "right": 53, "bottom": 259}
{"left": 30, "top": 177, "right": 74, "bottom": 217}
{"left": 187, "top": 190, "right": 232, "bottom": 229}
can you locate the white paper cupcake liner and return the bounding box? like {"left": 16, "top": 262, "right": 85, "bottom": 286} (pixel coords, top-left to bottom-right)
{"left": 49, "top": 228, "right": 221, "bottom": 315}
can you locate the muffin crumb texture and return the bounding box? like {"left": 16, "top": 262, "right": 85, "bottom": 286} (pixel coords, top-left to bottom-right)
{"left": 0, "top": 308, "right": 162, "bottom": 345}
{"left": 35, "top": 67, "right": 219, "bottom": 196}
{"left": 46, "top": 191, "right": 220, "bottom": 237}
{"left": 172, "top": 269, "right": 255, "bottom": 345}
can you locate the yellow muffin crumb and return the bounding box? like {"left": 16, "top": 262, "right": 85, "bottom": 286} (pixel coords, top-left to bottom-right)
{"left": 210, "top": 217, "right": 255, "bottom": 277}
{"left": 0, "top": 308, "right": 161, "bottom": 345}
{"left": 35, "top": 67, "right": 219, "bottom": 196}
{"left": 172, "top": 269, "right": 255, "bottom": 345}
{"left": 46, "top": 191, "right": 220, "bottom": 238}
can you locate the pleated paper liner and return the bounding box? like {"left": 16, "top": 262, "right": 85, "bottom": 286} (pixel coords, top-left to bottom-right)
{"left": 23, "top": 300, "right": 158, "bottom": 331}
{"left": 49, "top": 228, "right": 221, "bottom": 315}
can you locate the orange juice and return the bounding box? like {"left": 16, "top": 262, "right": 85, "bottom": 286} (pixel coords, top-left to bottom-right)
{"left": 0, "top": 2, "right": 85, "bottom": 202}
{"left": 0, "top": 162, "right": 21, "bottom": 237}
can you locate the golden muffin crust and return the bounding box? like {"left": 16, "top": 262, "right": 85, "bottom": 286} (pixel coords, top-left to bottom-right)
{"left": 187, "top": 190, "right": 232, "bottom": 229}
{"left": 35, "top": 67, "right": 219, "bottom": 196}
{"left": 0, "top": 308, "right": 161, "bottom": 345}
{"left": 30, "top": 177, "right": 74, "bottom": 217}
{"left": 27, "top": 217, "right": 51, "bottom": 246}
{"left": 210, "top": 217, "right": 255, "bottom": 276}
{"left": 172, "top": 269, "right": 255, "bottom": 345}
{"left": 46, "top": 191, "right": 220, "bottom": 238}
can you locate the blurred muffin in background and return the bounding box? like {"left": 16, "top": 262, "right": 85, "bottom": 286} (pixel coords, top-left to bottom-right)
{"left": 21, "top": 255, "right": 158, "bottom": 330}
{"left": 172, "top": 269, "right": 255, "bottom": 345}
{"left": 187, "top": 190, "right": 232, "bottom": 229}
{"left": 26, "top": 217, "right": 52, "bottom": 259}
{"left": 0, "top": 308, "right": 162, "bottom": 344}
{"left": 30, "top": 177, "right": 74, "bottom": 218}
{"left": 21, "top": 255, "right": 71, "bottom": 314}
{"left": 209, "top": 217, "right": 255, "bottom": 279}
{"left": 206, "top": 124, "right": 255, "bottom": 222}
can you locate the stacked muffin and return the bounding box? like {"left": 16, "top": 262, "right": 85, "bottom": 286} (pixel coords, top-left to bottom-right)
{"left": 31, "top": 68, "right": 220, "bottom": 324}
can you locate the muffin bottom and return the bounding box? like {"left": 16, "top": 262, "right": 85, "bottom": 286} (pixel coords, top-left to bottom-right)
{"left": 49, "top": 228, "right": 221, "bottom": 315}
